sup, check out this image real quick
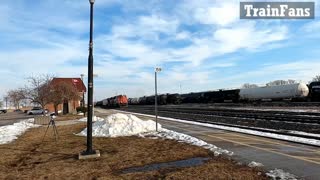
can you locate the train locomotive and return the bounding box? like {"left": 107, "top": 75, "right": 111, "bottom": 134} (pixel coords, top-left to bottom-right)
{"left": 96, "top": 95, "right": 128, "bottom": 108}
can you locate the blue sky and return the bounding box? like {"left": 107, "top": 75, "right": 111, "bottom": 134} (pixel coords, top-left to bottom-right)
{"left": 0, "top": 0, "right": 320, "bottom": 101}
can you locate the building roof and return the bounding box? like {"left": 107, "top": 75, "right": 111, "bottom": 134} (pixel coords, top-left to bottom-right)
{"left": 51, "top": 78, "right": 86, "bottom": 92}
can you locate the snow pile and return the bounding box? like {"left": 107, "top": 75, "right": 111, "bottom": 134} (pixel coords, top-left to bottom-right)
{"left": 266, "top": 169, "right": 297, "bottom": 180}
{"left": 140, "top": 129, "right": 233, "bottom": 156}
{"left": 78, "top": 113, "right": 160, "bottom": 137}
{"left": 78, "top": 116, "right": 104, "bottom": 122}
{"left": 78, "top": 113, "right": 231, "bottom": 156}
{"left": 248, "top": 161, "right": 264, "bottom": 168}
{"left": 0, "top": 119, "right": 39, "bottom": 144}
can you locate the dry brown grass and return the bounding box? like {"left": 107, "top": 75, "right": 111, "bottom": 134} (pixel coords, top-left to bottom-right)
{"left": 55, "top": 114, "right": 84, "bottom": 121}
{"left": 0, "top": 123, "right": 267, "bottom": 179}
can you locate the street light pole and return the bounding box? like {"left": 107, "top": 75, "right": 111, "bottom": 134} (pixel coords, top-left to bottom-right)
{"left": 4, "top": 96, "right": 8, "bottom": 110}
{"left": 92, "top": 74, "right": 98, "bottom": 120}
{"left": 84, "top": 0, "right": 95, "bottom": 155}
{"left": 155, "top": 67, "right": 161, "bottom": 132}
{"left": 80, "top": 74, "right": 85, "bottom": 108}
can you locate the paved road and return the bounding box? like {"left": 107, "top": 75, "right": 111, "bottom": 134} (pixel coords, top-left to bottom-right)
{"left": 95, "top": 108, "right": 320, "bottom": 180}
{"left": 0, "top": 112, "right": 35, "bottom": 126}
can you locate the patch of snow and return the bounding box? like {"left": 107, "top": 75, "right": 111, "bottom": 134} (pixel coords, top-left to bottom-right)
{"left": 248, "top": 161, "right": 264, "bottom": 168}
{"left": 77, "top": 112, "right": 84, "bottom": 116}
{"left": 78, "top": 113, "right": 160, "bottom": 137}
{"left": 140, "top": 129, "right": 233, "bottom": 156}
{"left": 78, "top": 113, "right": 232, "bottom": 156}
{"left": 115, "top": 110, "right": 320, "bottom": 147}
{"left": 0, "top": 119, "right": 40, "bottom": 144}
{"left": 266, "top": 169, "right": 297, "bottom": 180}
{"left": 289, "top": 131, "right": 320, "bottom": 138}
{"left": 78, "top": 116, "right": 104, "bottom": 122}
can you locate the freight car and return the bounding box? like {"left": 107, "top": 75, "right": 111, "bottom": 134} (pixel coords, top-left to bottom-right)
{"left": 144, "top": 95, "right": 167, "bottom": 105}
{"left": 203, "top": 89, "right": 240, "bottom": 103}
{"left": 145, "top": 95, "right": 156, "bottom": 105}
{"left": 128, "top": 97, "right": 139, "bottom": 105}
{"left": 138, "top": 96, "right": 147, "bottom": 105}
{"left": 179, "top": 89, "right": 240, "bottom": 104}
{"left": 128, "top": 93, "right": 181, "bottom": 105}
{"left": 95, "top": 101, "right": 103, "bottom": 107}
{"left": 181, "top": 92, "right": 204, "bottom": 103}
{"left": 308, "top": 81, "right": 320, "bottom": 101}
{"left": 166, "top": 93, "right": 181, "bottom": 104}
{"left": 239, "top": 83, "right": 309, "bottom": 101}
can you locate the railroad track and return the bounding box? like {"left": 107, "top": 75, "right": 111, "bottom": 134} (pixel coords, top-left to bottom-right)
{"left": 120, "top": 105, "right": 320, "bottom": 135}
{"left": 203, "top": 102, "right": 320, "bottom": 107}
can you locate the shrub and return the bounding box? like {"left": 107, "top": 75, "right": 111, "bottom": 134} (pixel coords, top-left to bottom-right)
{"left": 76, "top": 106, "right": 87, "bottom": 113}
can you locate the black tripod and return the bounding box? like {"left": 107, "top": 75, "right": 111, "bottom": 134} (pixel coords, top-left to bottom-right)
{"left": 42, "top": 115, "right": 59, "bottom": 141}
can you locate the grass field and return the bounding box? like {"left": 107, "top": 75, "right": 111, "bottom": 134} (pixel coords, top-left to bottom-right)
{"left": 0, "top": 122, "right": 267, "bottom": 179}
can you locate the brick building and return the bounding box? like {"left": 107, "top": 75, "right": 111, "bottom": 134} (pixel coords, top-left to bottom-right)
{"left": 45, "top": 78, "right": 86, "bottom": 114}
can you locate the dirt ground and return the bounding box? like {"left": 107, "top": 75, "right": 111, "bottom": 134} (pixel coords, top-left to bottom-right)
{"left": 0, "top": 123, "right": 267, "bottom": 179}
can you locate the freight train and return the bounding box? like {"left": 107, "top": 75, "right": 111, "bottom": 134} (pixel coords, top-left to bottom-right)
{"left": 127, "top": 82, "right": 320, "bottom": 105}
{"left": 96, "top": 95, "right": 128, "bottom": 108}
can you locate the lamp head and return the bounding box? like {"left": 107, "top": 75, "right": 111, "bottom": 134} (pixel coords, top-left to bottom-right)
{"left": 89, "top": 0, "right": 95, "bottom": 4}
{"left": 155, "top": 67, "right": 162, "bottom": 72}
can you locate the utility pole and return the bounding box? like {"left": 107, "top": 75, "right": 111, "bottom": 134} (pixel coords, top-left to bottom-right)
{"left": 155, "top": 67, "right": 162, "bottom": 131}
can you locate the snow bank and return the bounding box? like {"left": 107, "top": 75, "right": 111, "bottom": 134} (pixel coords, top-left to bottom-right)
{"left": 266, "top": 169, "right": 297, "bottom": 180}
{"left": 0, "top": 119, "right": 39, "bottom": 144}
{"left": 78, "top": 116, "right": 104, "bottom": 122}
{"left": 78, "top": 113, "right": 232, "bottom": 156}
{"left": 78, "top": 113, "right": 160, "bottom": 137}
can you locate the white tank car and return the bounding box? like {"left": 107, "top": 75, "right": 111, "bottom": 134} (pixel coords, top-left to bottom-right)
{"left": 239, "top": 83, "right": 309, "bottom": 101}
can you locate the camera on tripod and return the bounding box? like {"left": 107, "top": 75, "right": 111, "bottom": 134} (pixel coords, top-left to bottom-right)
{"left": 42, "top": 113, "right": 59, "bottom": 142}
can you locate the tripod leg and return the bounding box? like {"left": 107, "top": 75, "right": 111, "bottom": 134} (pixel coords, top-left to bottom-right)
{"left": 42, "top": 121, "right": 52, "bottom": 142}
{"left": 52, "top": 121, "right": 59, "bottom": 141}
{"left": 54, "top": 125, "right": 59, "bottom": 138}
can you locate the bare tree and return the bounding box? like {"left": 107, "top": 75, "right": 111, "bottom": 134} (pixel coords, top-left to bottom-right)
{"left": 266, "top": 79, "right": 297, "bottom": 86}
{"left": 0, "top": 101, "right": 2, "bottom": 108}
{"left": 23, "top": 75, "right": 54, "bottom": 108}
{"left": 48, "top": 81, "right": 80, "bottom": 115}
{"left": 7, "top": 89, "right": 25, "bottom": 109}
{"left": 312, "top": 75, "right": 320, "bottom": 82}
{"left": 287, "top": 79, "right": 297, "bottom": 84}
{"left": 241, "top": 83, "right": 258, "bottom": 89}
